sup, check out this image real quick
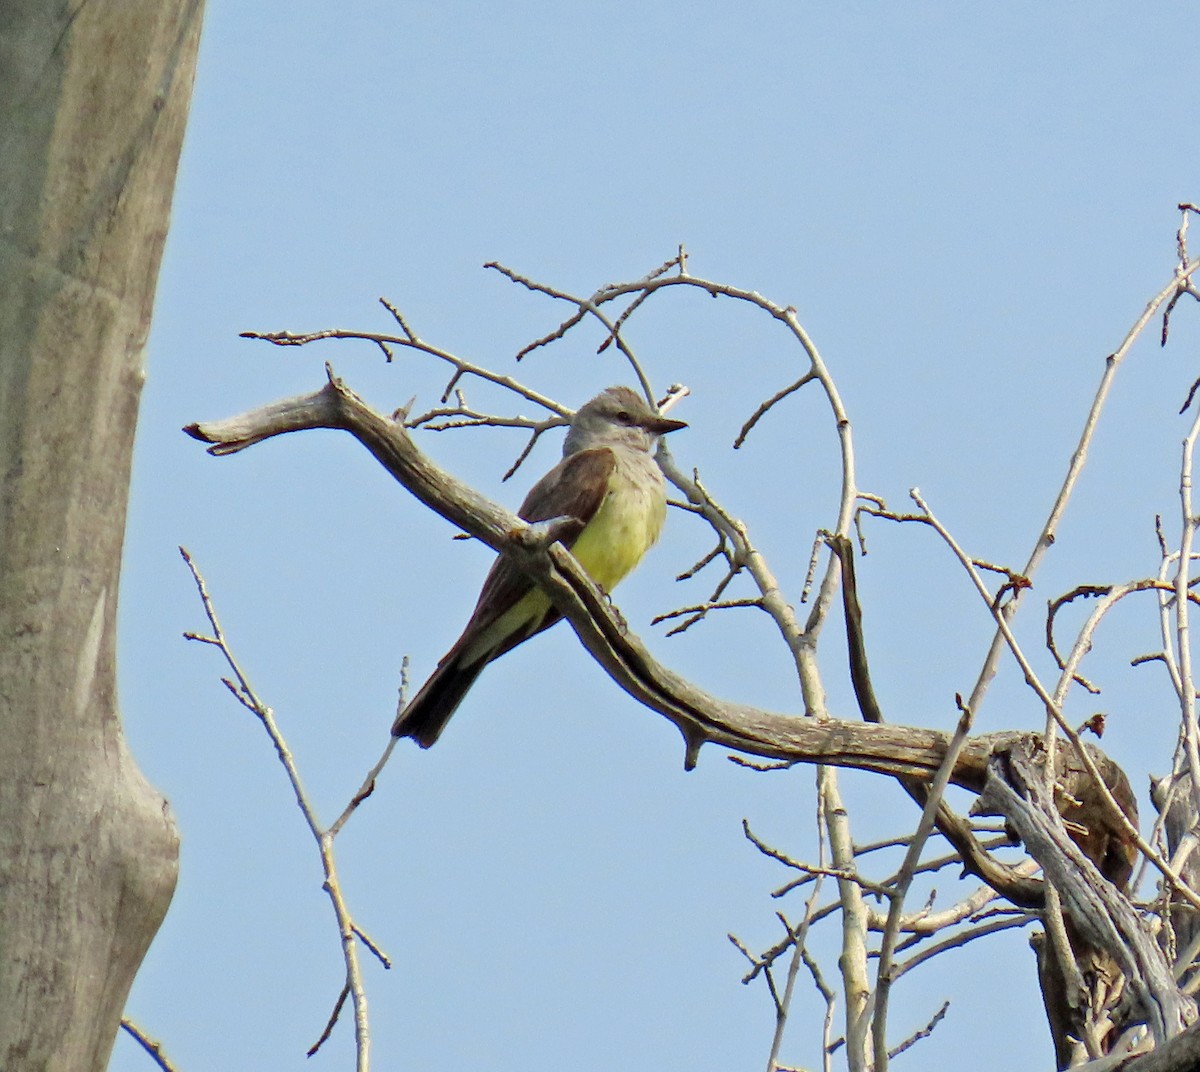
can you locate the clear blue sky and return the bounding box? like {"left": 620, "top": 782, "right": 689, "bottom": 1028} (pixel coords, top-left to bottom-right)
{"left": 114, "top": 3, "right": 1200, "bottom": 1069}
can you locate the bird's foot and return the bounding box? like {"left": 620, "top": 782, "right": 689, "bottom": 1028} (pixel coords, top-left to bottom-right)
{"left": 602, "top": 589, "right": 628, "bottom": 633}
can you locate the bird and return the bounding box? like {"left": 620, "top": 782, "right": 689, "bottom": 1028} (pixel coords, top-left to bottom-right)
{"left": 392, "top": 385, "right": 686, "bottom": 747}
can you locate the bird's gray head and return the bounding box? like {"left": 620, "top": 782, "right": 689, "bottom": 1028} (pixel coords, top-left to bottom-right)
{"left": 562, "top": 386, "right": 687, "bottom": 457}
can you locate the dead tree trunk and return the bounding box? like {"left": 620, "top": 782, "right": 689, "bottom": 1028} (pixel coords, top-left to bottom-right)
{"left": 0, "top": 3, "right": 204, "bottom": 1068}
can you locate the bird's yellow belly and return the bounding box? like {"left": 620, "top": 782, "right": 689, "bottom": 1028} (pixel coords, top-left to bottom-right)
{"left": 475, "top": 467, "right": 667, "bottom": 655}
{"left": 568, "top": 476, "right": 666, "bottom": 591}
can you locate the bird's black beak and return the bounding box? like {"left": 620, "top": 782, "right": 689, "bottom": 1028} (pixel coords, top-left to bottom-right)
{"left": 646, "top": 415, "right": 687, "bottom": 435}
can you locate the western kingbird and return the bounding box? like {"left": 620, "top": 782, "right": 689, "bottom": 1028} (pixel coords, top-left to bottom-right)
{"left": 392, "top": 385, "right": 686, "bottom": 747}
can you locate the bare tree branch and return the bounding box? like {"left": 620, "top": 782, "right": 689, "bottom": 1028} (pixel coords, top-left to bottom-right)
{"left": 185, "top": 243, "right": 1200, "bottom": 1069}
{"left": 184, "top": 371, "right": 1117, "bottom": 793}
{"left": 975, "top": 741, "right": 1194, "bottom": 1046}
{"left": 181, "top": 547, "right": 389, "bottom": 1069}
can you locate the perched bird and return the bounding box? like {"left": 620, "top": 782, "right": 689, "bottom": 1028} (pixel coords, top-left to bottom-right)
{"left": 392, "top": 385, "right": 686, "bottom": 747}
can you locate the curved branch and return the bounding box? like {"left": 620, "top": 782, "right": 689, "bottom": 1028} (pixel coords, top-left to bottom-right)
{"left": 184, "top": 372, "right": 1095, "bottom": 792}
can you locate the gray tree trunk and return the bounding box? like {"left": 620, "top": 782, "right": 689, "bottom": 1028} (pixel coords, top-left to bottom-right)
{"left": 0, "top": 2, "right": 204, "bottom": 1069}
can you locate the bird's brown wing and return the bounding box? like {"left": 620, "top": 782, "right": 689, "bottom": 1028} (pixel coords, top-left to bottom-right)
{"left": 392, "top": 448, "right": 615, "bottom": 747}
{"left": 519, "top": 446, "right": 617, "bottom": 526}
{"left": 461, "top": 446, "right": 616, "bottom": 645}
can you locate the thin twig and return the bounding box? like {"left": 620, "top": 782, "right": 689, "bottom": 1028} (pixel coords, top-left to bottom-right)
{"left": 890, "top": 914, "right": 1036, "bottom": 982}
{"left": 484, "top": 261, "right": 656, "bottom": 403}
{"left": 822, "top": 768, "right": 872, "bottom": 1072}
{"left": 907, "top": 494, "right": 1200, "bottom": 913}
{"left": 308, "top": 983, "right": 350, "bottom": 1058}
{"left": 1046, "top": 585, "right": 1113, "bottom": 694}
{"left": 675, "top": 538, "right": 732, "bottom": 582}
{"left": 1173, "top": 402, "right": 1200, "bottom": 826}
{"left": 728, "top": 755, "right": 797, "bottom": 772}
{"left": 766, "top": 777, "right": 831, "bottom": 1072}
{"left": 801, "top": 947, "right": 838, "bottom": 1072}
{"left": 241, "top": 325, "right": 568, "bottom": 419}
{"left": 120, "top": 1019, "right": 179, "bottom": 1072}
{"left": 180, "top": 547, "right": 382, "bottom": 1070}
{"left": 886, "top": 999, "right": 950, "bottom": 1060}
{"left": 957, "top": 257, "right": 1200, "bottom": 725}
{"left": 652, "top": 596, "right": 764, "bottom": 635}
{"left": 734, "top": 372, "right": 818, "bottom": 449}
{"left": 869, "top": 699, "right": 975, "bottom": 1072}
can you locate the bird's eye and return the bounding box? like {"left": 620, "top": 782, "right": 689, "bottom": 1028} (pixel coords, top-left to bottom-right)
{"left": 616, "top": 410, "right": 633, "bottom": 424}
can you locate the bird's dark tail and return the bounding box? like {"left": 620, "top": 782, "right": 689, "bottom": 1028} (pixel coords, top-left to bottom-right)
{"left": 392, "top": 653, "right": 487, "bottom": 748}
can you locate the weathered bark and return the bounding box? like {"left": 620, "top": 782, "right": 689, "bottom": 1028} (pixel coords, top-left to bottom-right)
{"left": 1028, "top": 746, "right": 1143, "bottom": 1069}
{"left": 977, "top": 742, "right": 1192, "bottom": 1066}
{"left": 1151, "top": 773, "right": 1200, "bottom": 986}
{"left": 1124, "top": 1017, "right": 1200, "bottom": 1072}
{"left": 0, "top": 2, "right": 203, "bottom": 1069}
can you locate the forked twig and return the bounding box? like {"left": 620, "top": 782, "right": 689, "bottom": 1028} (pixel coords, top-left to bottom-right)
{"left": 180, "top": 546, "right": 392, "bottom": 1070}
